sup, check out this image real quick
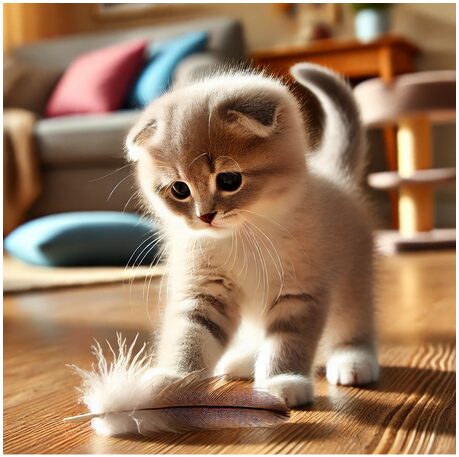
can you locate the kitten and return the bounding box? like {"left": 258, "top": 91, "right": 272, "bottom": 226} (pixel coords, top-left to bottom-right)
{"left": 125, "top": 63, "right": 379, "bottom": 408}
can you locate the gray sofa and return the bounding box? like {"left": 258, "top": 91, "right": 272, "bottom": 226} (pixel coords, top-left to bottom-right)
{"left": 9, "top": 18, "right": 246, "bottom": 218}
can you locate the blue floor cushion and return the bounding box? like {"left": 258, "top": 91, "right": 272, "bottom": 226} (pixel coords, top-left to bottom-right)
{"left": 4, "top": 212, "right": 162, "bottom": 267}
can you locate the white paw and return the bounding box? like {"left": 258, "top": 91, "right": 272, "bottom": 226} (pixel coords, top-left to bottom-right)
{"left": 141, "top": 367, "right": 182, "bottom": 392}
{"left": 326, "top": 347, "right": 379, "bottom": 386}
{"left": 256, "top": 374, "right": 314, "bottom": 408}
{"left": 215, "top": 350, "right": 256, "bottom": 379}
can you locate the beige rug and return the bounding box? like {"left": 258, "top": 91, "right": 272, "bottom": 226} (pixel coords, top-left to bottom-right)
{"left": 3, "top": 255, "right": 165, "bottom": 294}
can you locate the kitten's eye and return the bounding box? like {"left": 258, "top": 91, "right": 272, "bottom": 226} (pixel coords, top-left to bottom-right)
{"left": 171, "top": 181, "right": 190, "bottom": 200}
{"left": 217, "top": 172, "right": 242, "bottom": 192}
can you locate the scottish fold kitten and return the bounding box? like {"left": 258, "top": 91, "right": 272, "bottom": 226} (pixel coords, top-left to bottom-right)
{"left": 126, "top": 63, "right": 379, "bottom": 409}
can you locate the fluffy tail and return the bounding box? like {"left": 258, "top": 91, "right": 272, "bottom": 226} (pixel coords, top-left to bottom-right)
{"left": 291, "top": 63, "right": 366, "bottom": 187}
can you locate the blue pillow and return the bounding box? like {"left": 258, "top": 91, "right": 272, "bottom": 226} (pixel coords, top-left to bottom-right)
{"left": 4, "top": 212, "right": 162, "bottom": 267}
{"left": 126, "top": 31, "right": 208, "bottom": 108}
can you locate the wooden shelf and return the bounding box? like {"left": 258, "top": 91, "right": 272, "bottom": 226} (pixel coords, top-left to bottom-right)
{"left": 368, "top": 168, "right": 456, "bottom": 190}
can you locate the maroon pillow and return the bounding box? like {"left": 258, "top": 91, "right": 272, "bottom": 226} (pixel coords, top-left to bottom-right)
{"left": 45, "top": 39, "right": 147, "bottom": 117}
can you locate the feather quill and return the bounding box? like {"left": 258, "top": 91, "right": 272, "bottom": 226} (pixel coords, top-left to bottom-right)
{"left": 65, "top": 334, "right": 290, "bottom": 436}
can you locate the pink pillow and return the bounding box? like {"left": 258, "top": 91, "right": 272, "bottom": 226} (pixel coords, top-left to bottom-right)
{"left": 45, "top": 40, "right": 147, "bottom": 117}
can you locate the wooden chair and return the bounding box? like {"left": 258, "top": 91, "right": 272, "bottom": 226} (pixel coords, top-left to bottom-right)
{"left": 354, "top": 71, "right": 456, "bottom": 251}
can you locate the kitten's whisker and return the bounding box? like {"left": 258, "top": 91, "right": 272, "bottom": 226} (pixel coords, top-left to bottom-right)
{"left": 107, "top": 174, "right": 133, "bottom": 201}
{"left": 239, "top": 209, "right": 304, "bottom": 252}
{"left": 241, "top": 216, "right": 285, "bottom": 298}
{"left": 243, "top": 224, "right": 261, "bottom": 290}
{"left": 237, "top": 225, "right": 246, "bottom": 278}
{"left": 250, "top": 225, "right": 270, "bottom": 312}
{"left": 123, "top": 235, "right": 156, "bottom": 313}
{"left": 241, "top": 224, "right": 257, "bottom": 285}
{"left": 240, "top": 208, "right": 303, "bottom": 284}
{"left": 238, "top": 224, "right": 249, "bottom": 279}
{"left": 124, "top": 232, "right": 157, "bottom": 278}
{"left": 123, "top": 232, "right": 161, "bottom": 308}
{"left": 145, "top": 242, "right": 168, "bottom": 325}
{"left": 142, "top": 258, "right": 158, "bottom": 327}
{"left": 208, "top": 105, "right": 214, "bottom": 148}
{"left": 214, "top": 155, "right": 242, "bottom": 172}
{"left": 131, "top": 235, "right": 166, "bottom": 300}
{"left": 142, "top": 245, "right": 161, "bottom": 303}
{"left": 157, "top": 241, "right": 171, "bottom": 318}
{"left": 138, "top": 236, "right": 166, "bottom": 300}
{"left": 229, "top": 225, "right": 239, "bottom": 272}
{"left": 241, "top": 227, "right": 249, "bottom": 279}
{"left": 131, "top": 234, "right": 165, "bottom": 274}
{"left": 244, "top": 223, "right": 268, "bottom": 310}
{"left": 188, "top": 152, "right": 209, "bottom": 171}
{"left": 89, "top": 163, "right": 132, "bottom": 182}
{"left": 245, "top": 211, "right": 297, "bottom": 281}
{"left": 221, "top": 229, "right": 235, "bottom": 269}
{"left": 122, "top": 191, "right": 138, "bottom": 214}
{"left": 191, "top": 237, "right": 198, "bottom": 277}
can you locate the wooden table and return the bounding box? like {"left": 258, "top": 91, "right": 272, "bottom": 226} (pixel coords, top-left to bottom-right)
{"left": 251, "top": 35, "right": 418, "bottom": 83}
{"left": 252, "top": 35, "right": 420, "bottom": 228}
{"left": 4, "top": 251, "right": 455, "bottom": 454}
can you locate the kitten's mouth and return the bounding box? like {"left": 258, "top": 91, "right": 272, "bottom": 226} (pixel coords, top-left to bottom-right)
{"left": 193, "top": 219, "right": 235, "bottom": 237}
{"left": 202, "top": 222, "right": 223, "bottom": 230}
{"left": 192, "top": 219, "right": 221, "bottom": 230}
{"left": 200, "top": 213, "right": 237, "bottom": 229}
{"left": 191, "top": 212, "right": 239, "bottom": 235}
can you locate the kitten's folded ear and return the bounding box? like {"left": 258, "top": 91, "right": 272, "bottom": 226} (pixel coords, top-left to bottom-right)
{"left": 125, "top": 118, "right": 157, "bottom": 161}
{"left": 222, "top": 94, "right": 280, "bottom": 138}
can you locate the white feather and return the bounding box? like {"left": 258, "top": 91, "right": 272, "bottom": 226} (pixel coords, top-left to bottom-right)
{"left": 69, "top": 334, "right": 165, "bottom": 435}
{"left": 67, "top": 334, "right": 290, "bottom": 436}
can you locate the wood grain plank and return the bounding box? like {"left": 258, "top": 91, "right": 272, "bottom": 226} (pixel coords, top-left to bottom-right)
{"left": 4, "top": 251, "right": 455, "bottom": 454}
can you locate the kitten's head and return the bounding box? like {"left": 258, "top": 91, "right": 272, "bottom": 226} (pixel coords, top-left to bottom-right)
{"left": 126, "top": 72, "right": 308, "bottom": 237}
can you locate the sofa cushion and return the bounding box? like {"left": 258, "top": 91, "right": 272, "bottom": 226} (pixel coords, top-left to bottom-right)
{"left": 4, "top": 211, "right": 161, "bottom": 267}
{"left": 35, "top": 111, "right": 141, "bottom": 167}
{"left": 126, "top": 31, "right": 208, "bottom": 108}
{"left": 45, "top": 40, "right": 147, "bottom": 117}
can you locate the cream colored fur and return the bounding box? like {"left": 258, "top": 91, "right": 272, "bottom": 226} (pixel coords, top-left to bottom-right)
{"left": 125, "top": 65, "right": 378, "bottom": 411}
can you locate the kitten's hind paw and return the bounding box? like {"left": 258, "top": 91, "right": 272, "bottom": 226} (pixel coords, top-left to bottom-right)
{"left": 326, "top": 347, "right": 379, "bottom": 386}
{"left": 256, "top": 374, "right": 314, "bottom": 408}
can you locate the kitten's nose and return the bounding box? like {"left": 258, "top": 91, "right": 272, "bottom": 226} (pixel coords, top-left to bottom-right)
{"left": 199, "top": 212, "right": 217, "bottom": 224}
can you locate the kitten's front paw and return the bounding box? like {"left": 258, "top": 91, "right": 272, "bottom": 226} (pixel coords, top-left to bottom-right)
{"left": 326, "top": 347, "right": 379, "bottom": 386}
{"left": 214, "top": 349, "right": 256, "bottom": 379}
{"left": 141, "top": 367, "right": 182, "bottom": 393}
{"left": 257, "top": 374, "right": 314, "bottom": 408}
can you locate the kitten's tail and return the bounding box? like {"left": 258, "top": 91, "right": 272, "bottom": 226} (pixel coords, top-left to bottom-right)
{"left": 291, "top": 63, "right": 366, "bottom": 188}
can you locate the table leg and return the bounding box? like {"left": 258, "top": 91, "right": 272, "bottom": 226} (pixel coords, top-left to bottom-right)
{"left": 383, "top": 126, "right": 400, "bottom": 229}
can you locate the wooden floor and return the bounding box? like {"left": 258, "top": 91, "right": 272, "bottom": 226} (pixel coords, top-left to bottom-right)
{"left": 4, "top": 251, "right": 456, "bottom": 454}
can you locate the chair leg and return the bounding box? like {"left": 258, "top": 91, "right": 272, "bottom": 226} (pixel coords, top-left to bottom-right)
{"left": 397, "top": 116, "right": 434, "bottom": 237}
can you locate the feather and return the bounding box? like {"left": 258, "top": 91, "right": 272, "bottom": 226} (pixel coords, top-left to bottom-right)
{"left": 65, "top": 334, "right": 290, "bottom": 436}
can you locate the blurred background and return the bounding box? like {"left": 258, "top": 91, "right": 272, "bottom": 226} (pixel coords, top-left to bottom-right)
{"left": 3, "top": 3, "right": 456, "bottom": 277}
